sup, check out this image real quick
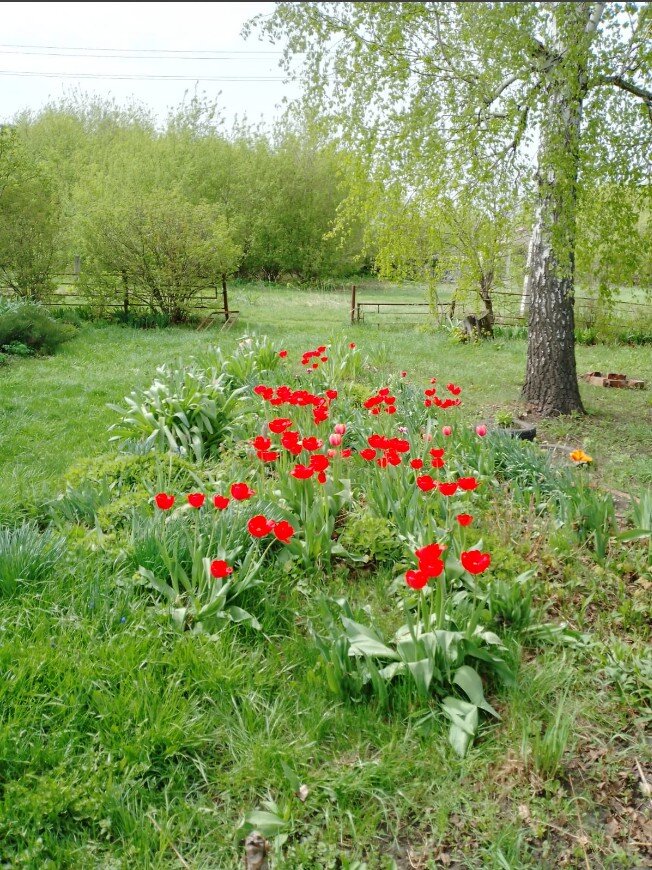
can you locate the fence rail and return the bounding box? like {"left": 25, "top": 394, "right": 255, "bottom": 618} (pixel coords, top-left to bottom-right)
{"left": 0, "top": 277, "right": 239, "bottom": 323}
{"left": 352, "top": 286, "right": 652, "bottom": 327}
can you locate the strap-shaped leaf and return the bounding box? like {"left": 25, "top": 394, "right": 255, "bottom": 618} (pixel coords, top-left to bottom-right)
{"left": 341, "top": 617, "right": 400, "bottom": 660}
{"left": 441, "top": 696, "right": 479, "bottom": 757}
{"left": 407, "top": 658, "right": 435, "bottom": 697}
{"left": 137, "top": 566, "right": 176, "bottom": 602}
{"left": 453, "top": 665, "right": 499, "bottom": 717}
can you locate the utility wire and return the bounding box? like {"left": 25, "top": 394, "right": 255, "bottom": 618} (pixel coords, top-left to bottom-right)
{"left": 0, "top": 42, "right": 282, "bottom": 54}
{"left": 0, "top": 49, "right": 279, "bottom": 60}
{"left": 0, "top": 70, "right": 285, "bottom": 81}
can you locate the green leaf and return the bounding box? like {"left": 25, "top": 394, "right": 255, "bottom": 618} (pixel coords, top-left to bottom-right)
{"left": 241, "top": 810, "right": 287, "bottom": 837}
{"left": 407, "top": 658, "right": 434, "bottom": 697}
{"left": 617, "top": 528, "right": 651, "bottom": 542}
{"left": 137, "top": 566, "right": 176, "bottom": 602}
{"left": 341, "top": 617, "right": 400, "bottom": 660}
{"left": 224, "top": 605, "right": 261, "bottom": 630}
{"left": 453, "top": 665, "right": 499, "bottom": 717}
{"left": 441, "top": 697, "right": 479, "bottom": 757}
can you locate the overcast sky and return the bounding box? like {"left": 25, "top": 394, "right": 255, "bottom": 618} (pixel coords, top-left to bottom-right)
{"left": 1, "top": 1, "right": 299, "bottom": 127}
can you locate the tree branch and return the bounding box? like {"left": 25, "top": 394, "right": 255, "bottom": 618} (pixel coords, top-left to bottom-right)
{"left": 596, "top": 75, "right": 652, "bottom": 106}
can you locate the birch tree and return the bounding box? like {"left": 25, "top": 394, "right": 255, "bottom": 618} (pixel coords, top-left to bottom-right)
{"left": 250, "top": 1, "right": 652, "bottom": 415}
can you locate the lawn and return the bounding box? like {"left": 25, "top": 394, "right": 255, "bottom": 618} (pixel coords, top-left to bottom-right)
{"left": 0, "top": 294, "right": 650, "bottom": 868}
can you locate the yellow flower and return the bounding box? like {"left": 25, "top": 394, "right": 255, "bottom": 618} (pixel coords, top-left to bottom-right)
{"left": 570, "top": 449, "right": 593, "bottom": 464}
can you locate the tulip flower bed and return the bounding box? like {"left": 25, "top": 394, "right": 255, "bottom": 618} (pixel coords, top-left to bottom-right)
{"left": 110, "top": 339, "right": 536, "bottom": 758}
{"left": 1, "top": 330, "right": 650, "bottom": 868}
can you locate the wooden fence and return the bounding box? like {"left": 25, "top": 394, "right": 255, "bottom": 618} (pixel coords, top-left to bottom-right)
{"left": 351, "top": 286, "right": 652, "bottom": 328}
{"left": 0, "top": 274, "right": 239, "bottom": 324}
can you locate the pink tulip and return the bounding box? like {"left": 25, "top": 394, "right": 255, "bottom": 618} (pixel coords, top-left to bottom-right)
{"left": 442, "top": 426, "right": 452, "bottom": 437}
{"left": 329, "top": 433, "right": 342, "bottom": 447}
{"left": 327, "top": 448, "right": 337, "bottom": 458}
{"left": 334, "top": 423, "right": 347, "bottom": 435}
{"left": 476, "top": 424, "right": 487, "bottom": 437}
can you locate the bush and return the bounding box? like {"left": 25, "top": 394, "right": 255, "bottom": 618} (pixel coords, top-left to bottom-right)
{"left": 78, "top": 190, "right": 242, "bottom": 322}
{"left": 0, "top": 522, "right": 65, "bottom": 596}
{"left": 0, "top": 299, "right": 76, "bottom": 355}
{"left": 0, "top": 127, "right": 63, "bottom": 300}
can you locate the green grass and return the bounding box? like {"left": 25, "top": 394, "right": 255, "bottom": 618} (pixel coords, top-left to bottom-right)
{"left": 0, "top": 291, "right": 650, "bottom": 867}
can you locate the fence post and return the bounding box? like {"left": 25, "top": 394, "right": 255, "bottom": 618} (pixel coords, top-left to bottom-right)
{"left": 350, "top": 284, "right": 357, "bottom": 324}
{"left": 222, "top": 274, "right": 229, "bottom": 323}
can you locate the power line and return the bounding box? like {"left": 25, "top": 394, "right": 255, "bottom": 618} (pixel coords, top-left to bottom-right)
{"left": 0, "top": 49, "right": 279, "bottom": 60}
{"left": 0, "top": 70, "right": 285, "bottom": 82}
{"left": 0, "top": 42, "right": 282, "bottom": 55}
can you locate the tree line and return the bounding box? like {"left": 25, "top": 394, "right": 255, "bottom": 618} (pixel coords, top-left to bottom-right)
{"left": 0, "top": 94, "right": 369, "bottom": 318}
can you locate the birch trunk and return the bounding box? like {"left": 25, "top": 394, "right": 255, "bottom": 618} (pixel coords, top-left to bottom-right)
{"left": 522, "top": 4, "right": 603, "bottom": 416}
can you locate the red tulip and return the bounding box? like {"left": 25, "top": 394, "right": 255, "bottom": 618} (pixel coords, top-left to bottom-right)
{"left": 416, "top": 475, "right": 436, "bottom": 492}
{"left": 360, "top": 448, "right": 376, "bottom": 461}
{"left": 278, "top": 350, "right": 288, "bottom": 358}
{"left": 456, "top": 514, "right": 473, "bottom": 526}
{"left": 431, "top": 458, "right": 445, "bottom": 469}
{"left": 231, "top": 482, "right": 255, "bottom": 501}
{"left": 154, "top": 492, "right": 175, "bottom": 510}
{"left": 430, "top": 448, "right": 445, "bottom": 458}
{"left": 213, "top": 495, "right": 230, "bottom": 510}
{"left": 317, "top": 471, "right": 327, "bottom": 484}
{"left": 269, "top": 418, "right": 293, "bottom": 434}
{"left": 461, "top": 549, "right": 491, "bottom": 574}
{"left": 349, "top": 342, "right": 356, "bottom": 349}
{"left": 415, "top": 543, "right": 445, "bottom": 563}
{"left": 405, "top": 569, "right": 429, "bottom": 590}
{"left": 248, "top": 515, "right": 275, "bottom": 538}
{"left": 252, "top": 435, "right": 272, "bottom": 451}
{"left": 273, "top": 520, "right": 295, "bottom": 543}
{"left": 447, "top": 383, "right": 462, "bottom": 396}
{"left": 410, "top": 458, "right": 424, "bottom": 470}
{"left": 420, "top": 557, "right": 444, "bottom": 578}
{"left": 326, "top": 389, "right": 338, "bottom": 401}
{"left": 475, "top": 424, "right": 487, "bottom": 437}
{"left": 341, "top": 448, "right": 352, "bottom": 458}
{"left": 291, "top": 464, "right": 314, "bottom": 480}
{"left": 187, "top": 493, "right": 205, "bottom": 509}
{"left": 302, "top": 436, "right": 323, "bottom": 452}
{"left": 309, "top": 454, "right": 329, "bottom": 473}
{"left": 210, "top": 559, "right": 233, "bottom": 578}
{"left": 438, "top": 482, "right": 458, "bottom": 497}
{"left": 257, "top": 450, "right": 280, "bottom": 462}
{"left": 457, "top": 476, "right": 478, "bottom": 491}
{"left": 442, "top": 426, "right": 452, "bottom": 437}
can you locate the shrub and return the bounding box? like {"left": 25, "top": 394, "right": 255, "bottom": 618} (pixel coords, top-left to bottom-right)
{"left": 0, "top": 299, "right": 76, "bottom": 355}
{"left": 0, "top": 127, "right": 63, "bottom": 300}
{"left": 78, "top": 189, "right": 242, "bottom": 322}
{"left": 0, "top": 522, "right": 65, "bottom": 596}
